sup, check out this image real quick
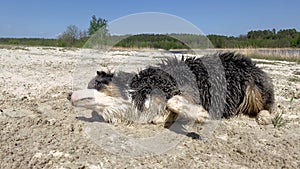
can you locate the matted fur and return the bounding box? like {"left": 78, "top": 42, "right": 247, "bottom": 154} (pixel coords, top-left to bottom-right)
{"left": 70, "top": 52, "right": 274, "bottom": 123}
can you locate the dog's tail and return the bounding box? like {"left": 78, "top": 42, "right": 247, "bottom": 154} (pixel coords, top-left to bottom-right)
{"left": 238, "top": 83, "right": 264, "bottom": 116}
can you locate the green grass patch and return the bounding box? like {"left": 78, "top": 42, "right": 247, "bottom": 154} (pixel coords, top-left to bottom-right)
{"left": 272, "top": 113, "right": 287, "bottom": 128}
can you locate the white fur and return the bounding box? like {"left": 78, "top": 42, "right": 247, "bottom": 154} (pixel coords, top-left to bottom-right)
{"left": 71, "top": 89, "right": 116, "bottom": 108}
{"left": 71, "top": 89, "right": 209, "bottom": 124}
{"left": 167, "top": 95, "right": 209, "bottom": 123}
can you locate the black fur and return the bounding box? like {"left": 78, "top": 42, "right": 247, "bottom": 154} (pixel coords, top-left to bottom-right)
{"left": 89, "top": 52, "right": 274, "bottom": 119}
{"left": 88, "top": 71, "right": 114, "bottom": 91}
{"left": 129, "top": 67, "right": 181, "bottom": 111}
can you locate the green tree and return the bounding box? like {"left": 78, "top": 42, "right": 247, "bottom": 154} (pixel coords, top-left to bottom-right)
{"left": 58, "top": 25, "right": 80, "bottom": 47}
{"left": 272, "top": 28, "right": 276, "bottom": 35}
{"left": 277, "top": 29, "right": 297, "bottom": 38}
{"left": 88, "top": 15, "right": 108, "bottom": 36}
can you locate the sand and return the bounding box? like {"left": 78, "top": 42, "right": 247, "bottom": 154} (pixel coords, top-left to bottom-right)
{"left": 0, "top": 46, "right": 299, "bottom": 168}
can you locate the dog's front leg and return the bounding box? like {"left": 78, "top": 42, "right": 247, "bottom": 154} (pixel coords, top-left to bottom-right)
{"left": 166, "top": 95, "right": 209, "bottom": 124}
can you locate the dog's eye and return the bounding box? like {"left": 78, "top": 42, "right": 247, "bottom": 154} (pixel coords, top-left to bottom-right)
{"left": 95, "top": 79, "right": 101, "bottom": 84}
{"left": 93, "top": 79, "right": 107, "bottom": 90}
{"left": 101, "top": 80, "right": 110, "bottom": 85}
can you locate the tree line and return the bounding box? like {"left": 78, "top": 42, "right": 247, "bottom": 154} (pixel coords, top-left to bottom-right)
{"left": 0, "top": 15, "right": 299, "bottom": 49}
{"left": 0, "top": 15, "right": 107, "bottom": 48}
{"left": 208, "top": 28, "right": 300, "bottom": 48}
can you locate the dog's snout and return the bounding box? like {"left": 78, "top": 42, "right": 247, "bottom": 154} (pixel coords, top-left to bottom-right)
{"left": 67, "top": 92, "right": 73, "bottom": 101}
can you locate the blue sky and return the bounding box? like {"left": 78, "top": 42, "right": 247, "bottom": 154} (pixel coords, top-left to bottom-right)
{"left": 0, "top": 0, "right": 299, "bottom": 38}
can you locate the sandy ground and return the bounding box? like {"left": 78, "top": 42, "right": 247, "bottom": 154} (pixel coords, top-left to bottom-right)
{"left": 0, "top": 46, "right": 299, "bottom": 169}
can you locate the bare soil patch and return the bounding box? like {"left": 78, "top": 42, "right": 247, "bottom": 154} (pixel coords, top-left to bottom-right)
{"left": 0, "top": 47, "right": 299, "bottom": 168}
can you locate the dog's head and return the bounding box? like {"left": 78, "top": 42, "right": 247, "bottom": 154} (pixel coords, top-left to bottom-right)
{"left": 88, "top": 71, "right": 114, "bottom": 92}
{"left": 69, "top": 70, "right": 118, "bottom": 110}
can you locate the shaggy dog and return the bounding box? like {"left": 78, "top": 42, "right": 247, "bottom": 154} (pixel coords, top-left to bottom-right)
{"left": 68, "top": 52, "right": 274, "bottom": 125}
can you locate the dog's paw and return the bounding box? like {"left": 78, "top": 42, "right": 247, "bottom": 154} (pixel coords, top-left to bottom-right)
{"left": 256, "top": 110, "right": 272, "bottom": 125}
{"left": 167, "top": 95, "right": 209, "bottom": 123}
{"left": 167, "top": 95, "right": 187, "bottom": 113}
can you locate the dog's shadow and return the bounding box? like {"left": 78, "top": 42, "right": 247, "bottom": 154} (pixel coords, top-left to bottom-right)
{"left": 76, "top": 111, "right": 201, "bottom": 140}
{"left": 76, "top": 111, "right": 105, "bottom": 122}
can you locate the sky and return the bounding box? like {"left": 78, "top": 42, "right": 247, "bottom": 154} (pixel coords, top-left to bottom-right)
{"left": 0, "top": 0, "right": 299, "bottom": 38}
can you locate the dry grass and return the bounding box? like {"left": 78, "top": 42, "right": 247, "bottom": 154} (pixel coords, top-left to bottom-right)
{"left": 288, "top": 77, "right": 300, "bottom": 83}
{"left": 214, "top": 48, "right": 300, "bottom": 63}
{"left": 247, "top": 54, "right": 300, "bottom": 63}
{"left": 0, "top": 45, "right": 29, "bottom": 50}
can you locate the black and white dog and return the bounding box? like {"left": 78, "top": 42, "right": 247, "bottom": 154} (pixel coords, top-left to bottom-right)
{"left": 69, "top": 52, "right": 274, "bottom": 125}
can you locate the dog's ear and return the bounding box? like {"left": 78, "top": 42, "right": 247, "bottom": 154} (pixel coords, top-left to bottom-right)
{"left": 97, "top": 71, "right": 107, "bottom": 77}
{"left": 97, "top": 70, "right": 114, "bottom": 78}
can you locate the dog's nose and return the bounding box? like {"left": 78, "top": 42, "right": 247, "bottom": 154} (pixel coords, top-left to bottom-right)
{"left": 67, "top": 92, "right": 72, "bottom": 101}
